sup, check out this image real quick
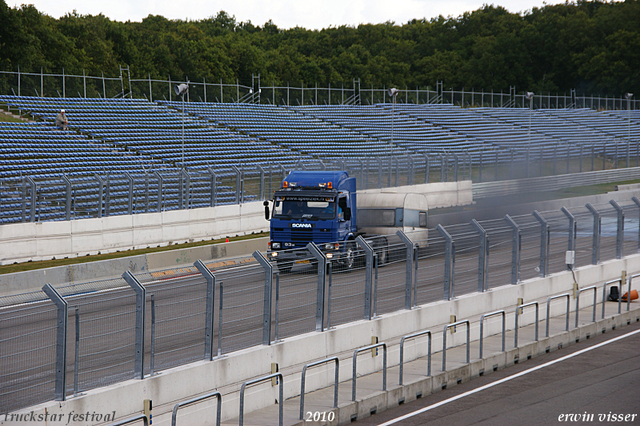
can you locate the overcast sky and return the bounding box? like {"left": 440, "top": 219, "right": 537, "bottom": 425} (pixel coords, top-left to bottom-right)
{"left": 18, "top": 0, "right": 570, "bottom": 29}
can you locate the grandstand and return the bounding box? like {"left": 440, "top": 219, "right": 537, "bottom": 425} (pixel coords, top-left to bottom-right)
{"left": 0, "top": 94, "right": 639, "bottom": 224}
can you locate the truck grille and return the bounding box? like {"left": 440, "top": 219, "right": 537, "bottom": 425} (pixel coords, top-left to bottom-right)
{"left": 272, "top": 229, "right": 334, "bottom": 244}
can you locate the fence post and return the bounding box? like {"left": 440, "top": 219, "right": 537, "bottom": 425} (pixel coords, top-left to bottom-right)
{"left": 94, "top": 174, "right": 103, "bottom": 218}
{"left": 179, "top": 170, "right": 191, "bottom": 209}
{"left": 356, "top": 236, "right": 374, "bottom": 320}
{"left": 42, "top": 284, "right": 68, "bottom": 401}
{"left": 610, "top": 200, "right": 624, "bottom": 259}
{"left": 194, "top": 260, "right": 216, "bottom": 360}
{"left": 632, "top": 197, "right": 640, "bottom": 252}
{"left": 533, "top": 211, "right": 550, "bottom": 277}
{"left": 307, "top": 243, "right": 328, "bottom": 332}
{"left": 150, "top": 295, "right": 155, "bottom": 376}
{"left": 424, "top": 154, "right": 430, "bottom": 184}
{"left": 62, "top": 175, "right": 72, "bottom": 220}
{"left": 437, "top": 225, "right": 455, "bottom": 300}
{"left": 253, "top": 251, "right": 273, "bottom": 345}
{"left": 153, "top": 172, "right": 163, "bottom": 212}
{"left": 257, "top": 165, "right": 265, "bottom": 200}
{"left": 122, "top": 271, "right": 146, "bottom": 379}
{"left": 396, "top": 230, "right": 416, "bottom": 309}
{"left": 232, "top": 165, "right": 242, "bottom": 204}
{"left": 26, "top": 176, "right": 36, "bottom": 222}
{"left": 408, "top": 156, "right": 415, "bottom": 185}
{"left": 504, "top": 215, "right": 521, "bottom": 284}
{"left": 125, "top": 172, "right": 134, "bottom": 214}
{"left": 585, "top": 203, "right": 601, "bottom": 264}
{"left": 208, "top": 167, "right": 217, "bottom": 207}
{"left": 74, "top": 307, "right": 80, "bottom": 396}
{"left": 561, "top": 207, "right": 577, "bottom": 270}
{"left": 453, "top": 154, "right": 459, "bottom": 181}
{"left": 471, "top": 219, "right": 489, "bottom": 292}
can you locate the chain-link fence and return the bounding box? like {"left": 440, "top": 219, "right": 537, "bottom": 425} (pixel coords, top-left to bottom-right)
{"left": 1, "top": 195, "right": 640, "bottom": 412}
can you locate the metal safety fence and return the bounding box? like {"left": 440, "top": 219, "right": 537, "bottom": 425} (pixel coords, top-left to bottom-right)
{"left": 1, "top": 196, "right": 640, "bottom": 413}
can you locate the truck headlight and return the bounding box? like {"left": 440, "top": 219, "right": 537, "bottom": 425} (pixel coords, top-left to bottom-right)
{"left": 271, "top": 242, "right": 281, "bottom": 249}
{"left": 270, "top": 251, "right": 278, "bottom": 258}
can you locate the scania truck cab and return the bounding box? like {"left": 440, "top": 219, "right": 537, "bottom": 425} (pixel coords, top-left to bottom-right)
{"left": 264, "top": 170, "right": 429, "bottom": 273}
{"left": 264, "top": 170, "right": 356, "bottom": 272}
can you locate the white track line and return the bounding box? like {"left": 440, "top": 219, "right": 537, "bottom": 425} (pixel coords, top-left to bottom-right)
{"left": 377, "top": 327, "right": 640, "bottom": 426}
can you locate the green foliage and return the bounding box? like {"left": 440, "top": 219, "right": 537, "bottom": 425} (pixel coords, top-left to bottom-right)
{"left": 0, "top": 0, "right": 638, "bottom": 95}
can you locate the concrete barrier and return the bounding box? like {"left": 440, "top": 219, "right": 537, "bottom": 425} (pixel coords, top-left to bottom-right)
{"left": 0, "top": 237, "right": 269, "bottom": 296}
{"left": 14, "top": 253, "right": 640, "bottom": 425}
{"left": 0, "top": 202, "right": 269, "bottom": 265}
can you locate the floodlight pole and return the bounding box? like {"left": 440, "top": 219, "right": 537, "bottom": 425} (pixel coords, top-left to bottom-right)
{"left": 181, "top": 94, "right": 185, "bottom": 170}
{"left": 624, "top": 93, "right": 638, "bottom": 160}
{"left": 174, "top": 82, "right": 189, "bottom": 172}
{"left": 389, "top": 88, "right": 398, "bottom": 167}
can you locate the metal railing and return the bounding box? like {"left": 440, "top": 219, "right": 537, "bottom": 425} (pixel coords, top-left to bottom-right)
{"left": 171, "top": 391, "right": 221, "bottom": 426}
{"left": 299, "top": 357, "right": 339, "bottom": 420}
{"left": 546, "top": 293, "right": 571, "bottom": 337}
{"left": 479, "top": 311, "right": 506, "bottom": 359}
{"left": 442, "top": 320, "right": 470, "bottom": 371}
{"left": 514, "top": 302, "right": 539, "bottom": 347}
{"left": 352, "top": 343, "right": 387, "bottom": 401}
{"left": 399, "top": 330, "right": 432, "bottom": 385}
{"left": 239, "top": 373, "right": 284, "bottom": 426}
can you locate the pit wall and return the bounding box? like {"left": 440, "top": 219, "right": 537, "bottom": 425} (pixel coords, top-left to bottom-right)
{"left": 17, "top": 253, "right": 640, "bottom": 426}
{"left": 0, "top": 181, "right": 472, "bottom": 266}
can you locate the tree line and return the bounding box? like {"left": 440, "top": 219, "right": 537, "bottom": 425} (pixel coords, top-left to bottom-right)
{"left": 0, "top": 0, "right": 638, "bottom": 97}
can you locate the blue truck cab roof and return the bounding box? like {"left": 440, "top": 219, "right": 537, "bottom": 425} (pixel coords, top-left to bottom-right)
{"left": 282, "top": 170, "right": 355, "bottom": 192}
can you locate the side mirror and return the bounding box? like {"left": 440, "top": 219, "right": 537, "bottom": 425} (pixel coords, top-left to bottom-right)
{"left": 343, "top": 207, "right": 351, "bottom": 221}
{"left": 263, "top": 200, "right": 270, "bottom": 220}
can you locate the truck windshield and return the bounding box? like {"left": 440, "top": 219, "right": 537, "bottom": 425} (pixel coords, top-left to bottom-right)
{"left": 273, "top": 197, "right": 335, "bottom": 220}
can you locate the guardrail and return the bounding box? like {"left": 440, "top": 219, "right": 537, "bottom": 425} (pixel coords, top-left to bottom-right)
{"left": 239, "top": 373, "right": 284, "bottom": 426}
{"left": 352, "top": 343, "right": 387, "bottom": 401}
{"left": 514, "top": 302, "right": 539, "bottom": 347}
{"left": 546, "top": 293, "right": 571, "bottom": 337}
{"left": 576, "top": 286, "right": 598, "bottom": 328}
{"left": 442, "top": 320, "right": 470, "bottom": 371}
{"left": 299, "top": 357, "right": 339, "bottom": 420}
{"left": 479, "top": 311, "right": 505, "bottom": 359}
{"left": 171, "top": 391, "right": 221, "bottom": 426}
{"left": 399, "top": 330, "right": 432, "bottom": 385}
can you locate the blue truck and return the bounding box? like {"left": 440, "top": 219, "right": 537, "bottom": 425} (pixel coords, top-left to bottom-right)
{"left": 263, "top": 170, "right": 429, "bottom": 272}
